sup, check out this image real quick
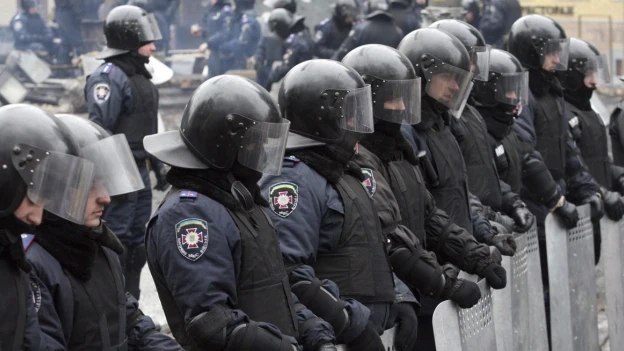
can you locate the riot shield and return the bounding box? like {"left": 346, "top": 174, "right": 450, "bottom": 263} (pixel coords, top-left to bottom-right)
{"left": 546, "top": 204, "right": 599, "bottom": 351}
{"left": 600, "top": 216, "right": 624, "bottom": 351}
{"left": 526, "top": 223, "right": 549, "bottom": 351}
{"left": 492, "top": 233, "right": 529, "bottom": 351}
{"left": 6, "top": 50, "right": 52, "bottom": 84}
{"left": 432, "top": 279, "right": 497, "bottom": 351}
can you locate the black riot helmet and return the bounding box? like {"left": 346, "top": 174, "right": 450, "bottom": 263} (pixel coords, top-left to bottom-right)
{"left": 0, "top": 105, "right": 95, "bottom": 224}
{"left": 332, "top": 0, "right": 359, "bottom": 24}
{"left": 144, "top": 76, "right": 290, "bottom": 176}
{"left": 558, "top": 38, "right": 611, "bottom": 91}
{"left": 342, "top": 44, "right": 421, "bottom": 125}
{"left": 278, "top": 59, "right": 374, "bottom": 145}
{"left": 234, "top": 0, "right": 255, "bottom": 11}
{"left": 398, "top": 28, "right": 474, "bottom": 116}
{"left": 472, "top": 49, "right": 528, "bottom": 116}
{"left": 268, "top": 8, "right": 304, "bottom": 39}
{"left": 271, "top": 0, "right": 297, "bottom": 13}
{"left": 507, "top": 15, "right": 570, "bottom": 72}
{"left": 99, "top": 5, "right": 163, "bottom": 59}
{"left": 127, "top": 0, "right": 155, "bottom": 13}
{"left": 21, "top": 0, "right": 37, "bottom": 11}
{"left": 56, "top": 115, "right": 145, "bottom": 198}
{"left": 365, "top": 0, "right": 390, "bottom": 16}
{"left": 429, "top": 19, "right": 490, "bottom": 81}
{"left": 389, "top": 0, "right": 411, "bottom": 7}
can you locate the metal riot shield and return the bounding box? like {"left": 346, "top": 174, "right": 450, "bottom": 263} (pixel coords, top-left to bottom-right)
{"left": 546, "top": 204, "right": 599, "bottom": 351}
{"left": 525, "top": 221, "right": 549, "bottom": 351}
{"left": 600, "top": 216, "right": 624, "bottom": 351}
{"left": 432, "top": 279, "right": 497, "bottom": 351}
{"left": 492, "top": 233, "right": 529, "bottom": 351}
{"left": 0, "top": 69, "right": 28, "bottom": 105}
{"left": 6, "top": 50, "right": 52, "bottom": 84}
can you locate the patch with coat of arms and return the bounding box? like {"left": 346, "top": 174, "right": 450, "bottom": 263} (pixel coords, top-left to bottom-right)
{"left": 94, "top": 83, "right": 111, "bottom": 103}
{"left": 361, "top": 168, "right": 376, "bottom": 197}
{"left": 175, "top": 218, "right": 209, "bottom": 261}
{"left": 269, "top": 182, "right": 299, "bottom": 218}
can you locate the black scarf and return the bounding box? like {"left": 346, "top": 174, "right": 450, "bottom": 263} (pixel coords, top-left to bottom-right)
{"left": 564, "top": 86, "right": 594, "bottom": 111}
{"left": 477, "top": 106, "right": 515, "bottom": 141}
{"left": 360, "top": 120, "right": 419, "bottom": 164}
{"left": 34, "top": 218, "right": 124, "bottom": 281}
{"left": 106, "top": 52, "right": 152, "bottom": 79}
{"left": 291, "top": 146, "right": 365, "bottom": 184}
{"left": 415, "top": 97, "right": 447, "bottom": 131}
{"left": 0, "top": 215, "right": 35, "bottom": 272}
{"left": 529, "top": 69, "right": 563, "bottom": 98}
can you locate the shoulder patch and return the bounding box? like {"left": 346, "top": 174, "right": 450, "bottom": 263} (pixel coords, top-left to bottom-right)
{"left": 569, "top": 115, "right": 579, "bottom": 128}
{"left": 361, "top": 168, "right": 376, "bottom": 197}
{"left": 29, "top": 276, "right": 42, "bottom": 313}
{"left": 101, "top": 63, "right": 114, "bottom": 74}
{"left": 180, "top": 190, "right": 198, "bottom": 198}
{"left": 495, "top": 144, "right": 505, "bottom": 157}
{"left": 315, "top": 30, "right": 323, "bottom": 41}
{"left": 269, "top": 182, "right": 299, "bottom": 218}
{"left": 175, "top": 218, "right": 209, "bottom": 261}
{"left": 13, "top": 20, "right": 23, "bottom": 31}
{"left": 21, "top": 234, "right": 35, "bottom": 251}
{"left": 93, "top": 83, "right": 111, "bottom": 103}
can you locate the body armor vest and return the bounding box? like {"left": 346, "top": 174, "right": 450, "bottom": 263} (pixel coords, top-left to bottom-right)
{"left": 456, "top": 106, "right": 503, "bottom": 210}
{"left": 533, "top": 93, "right": 567, "bottom": 181}
{"left": 493, "top": 132, "right": 523, "bottom": 194}
{"left": 314, "top": 173, "right": 395, "bottom": 304}
{"left": 566, "top": 102, "right": 610, "bottom": 186}
{"left": 112, "top": 74, "right": 159, "bottom": 152}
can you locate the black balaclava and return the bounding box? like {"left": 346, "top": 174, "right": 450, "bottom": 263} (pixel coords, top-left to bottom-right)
{"left": 564, "top": 85, "right": 594, "bottom": 111}
{"left": 529, "top": 69, "right": 563, "bottom": 98}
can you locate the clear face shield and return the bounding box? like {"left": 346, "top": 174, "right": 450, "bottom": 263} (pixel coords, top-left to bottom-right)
{"left": 11, "top": 145, "right": 95, "bottom": 224}
{"left": 422, "top": 56, "right": 474, "bottom": 117}
{"left": 80, "top": 134, "right": 146, "bottom": 198}
{"left": 321, "top": 85, "right": 375, "bottom": 134}
{"left": 137, "top": 13, "right": 163, "bottom": 42}
{"left": 579, "top": 54, "right": 611, "bottom": 86}
{"left": 469, "top": 45, "right": 491, "bottom": 81}
{"left": 491, "top": 70, "right": 529, "bottom": 107}
{"left": 539, "top": 38, "right": 570, "bottom": 72}
{"left": 373, "top": 77, "right": 422, "bottom": 125}
{"left": 234, "top": 116, "right": 291, "bottom": 176}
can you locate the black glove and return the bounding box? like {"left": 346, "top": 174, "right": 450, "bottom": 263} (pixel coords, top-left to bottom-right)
{"left": 473, "top": 217, "right": 495, "bottom": 245}
{"left": 347, "top": 322, "right": 385, "bottom": 351}
{"left": 440, "top": 276, "right": 481, "bottom": 308}
{"left": 314, "top": 344, "right": 337, "bottom": 351}
{"left": 602, "top": 190, "right": 624, "bottom": 221}
{"left": 386, "top": 303, "right": 418, "bottom": 351}
{"left": 476, "top": 261, "right": 507, "bottom": 289}
{"left": 553, "top": 199, "right": 579, "bottom": 229}
{"left": 583, "top": 193, "right": 605, "bottom": 222}
{"left": 487, "top": 234, "right": 517, "bottom": 256}
{"left": 511, "top": 205, "right": 535, "bottom": 233}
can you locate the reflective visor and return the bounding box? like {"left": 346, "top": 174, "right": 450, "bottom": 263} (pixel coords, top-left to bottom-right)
{"left": 323, "top": 85, "right": 375, "bottom": 134}
{"left": 469, "top": 45, "right": 491, "bottom": 81}
{"left": 541, "top": 38, "right": 570, "bottom": 71}
{"left": 375, "top": 78, "right": 422, "bottom": 125}
{"left": 236, "top": 117, "right": 290, "bottom": 176}
{"left": 492, "top": 71, "right": 529, "bottom": 106}
{"left": 138, "top": 13, "right": 163, "bottom": 42}
{"left": 12, "top": 146, "right": 95, "bottom": 224}
{"left": 580, "top": 54, "right": 611, "bottom": 85}
{"left": 81, "top": 134, "right": 145, "bottom": 197}
{"left": 423, "top": 61, "right": 474, "bottom": 116}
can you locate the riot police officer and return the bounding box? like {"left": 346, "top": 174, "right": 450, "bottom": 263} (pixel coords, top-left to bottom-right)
{"left": 54, "top": 0, "right": 85, "bottom": 55}
{"left": 314, "top": 0, "right": 358, "bottom": 59}
{"left": 262, "top": 9, "right": 314, "bottom": 91}
{"left": 341, "top": 44, "right": 507, "bottom": 350}
{"left": 152, "top": 0, "right": 180, "bottom": 53}
{"left": 204, "top": 0, "right": 261, "bottom": 77}
{"left": 0, "top": 104, "right": 96, "bottom": 350}
{"left": 85, "top": 5, "right": 165, "bottom": 300}
{"left": 23, "top": 115, "right": 183, "bottom": 351}
{"left": 478, "top": 0, "right": 521, "bottom": 48}
{"left": 331, "top": 0, "right": 404, "bottom": 61}
{"left": 430, "top": 19, "right": 534, "bottom": 248}
{"left": 388, "top": 0, "right": 420, "bottom": 35}
{"left": 143, "top": 75, "right": 336, "bottom": 350}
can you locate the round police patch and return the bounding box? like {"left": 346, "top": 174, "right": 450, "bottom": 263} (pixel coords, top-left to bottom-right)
{"left": 29, "top": 277, "right": 42, "bottom": 313}
{"left": 13, "top": 21, "right": 23, "bottom": 31}
{"left": 361, "top": 168, "right": 376, "bottom": 197}
{"left": 94, "top": 83, "right": 110, "bottom": 103}
{"left": 175, "top": 218, "right": 209, "bottom": 261}
{"left": 269, "top": 182, "right": 299, "bottom": 218}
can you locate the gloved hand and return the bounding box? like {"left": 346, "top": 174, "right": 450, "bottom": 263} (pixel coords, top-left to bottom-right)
{"left": 583, "top": 193, "right": 605, "bottom": 222}
{"left": 476, "top": 261, "right": 507, "bottom": 289}
{"left": 314, "top": 344, "right": 337, "bottom": 351}
{"left": 511, "top": 205, "right": 535, "bottom": 233}
{"left": 602, "top": 190, "right": 624, "bottom": 221}
{"left": 473, "top": 217, "right": 495, "bottom": 245}
{"left": 440, "top": 276, "right": 481, "bottom": 308}
{"left": 153, "top": 163, "right": 170, "bottom": 192}
{"left": 552, "top": 198, "right": 579, "bottom": 229}
{"left": 386, "top": 303, "right": 418, "bottom": 351}
{"left": 487, "top": 233, "right": 517, "bottom": 256}
{"left": 347, "top": 322, "right": 385, "bottom": 351}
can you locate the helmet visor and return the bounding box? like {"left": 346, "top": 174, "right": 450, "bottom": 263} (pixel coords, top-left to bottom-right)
{"left": 236, "top": 117, "right": 291, "bottom": 176}
{"left": 81, "top": 134, "right": 145, "bottom": 197}
{"left": 137, "top": 13, "right": 163, "bottom": 42}
{"left": 323, "top": 85, "right": 375, "bottom": 134}
{"left": 582, "top": 54, "right": 611, "bottom": 86}
{"left": 493, "top": 71, "right": 529, "bottom": 106}
{"left": 541, "top": 38, "right": 570, "bottom": 71}
{"left": 12, "top": 146, "right": 95, "bottom": 224}
{"left": 469, "top": 45, "right": 491, "bottom": 81}
{"left": 375, "top": 78, "right": 422, "bottom": 125}
{"left": 423, "top": 61, "right": 474, "bottom": 116}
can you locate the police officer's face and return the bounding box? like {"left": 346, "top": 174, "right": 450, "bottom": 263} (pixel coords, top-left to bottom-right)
{"left": 384, "top": 97, "right": 406, "bottom": 110}
{"left": 584, "top": 71, "right": 598, "bottom": 89}
{"left": 542, "top": 52, "right": 561, "bottom": 72}
{"left": 13, "top": 196, "right": 43, "bottom": 226}
{"left": 429, "top": 73, "right": 460, "bottom": 103}
{"left": 138, "top": 42, "right": 156, "bottom": 57}
{"left": 83, "top": 182, "right": 111, "bottom": 228}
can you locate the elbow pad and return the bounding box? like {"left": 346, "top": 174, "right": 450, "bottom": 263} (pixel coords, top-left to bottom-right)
{"left": 291, "top": 279, "right": 350, "bottom": 337}
{"left": 225, "top": 322, "right": 293, "bottom": 351}
{"left": 186, "top": 305, "right": 233, "bottom": 350}
{"left": 390, "top": 247, "right": 445, "bottom": 297}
